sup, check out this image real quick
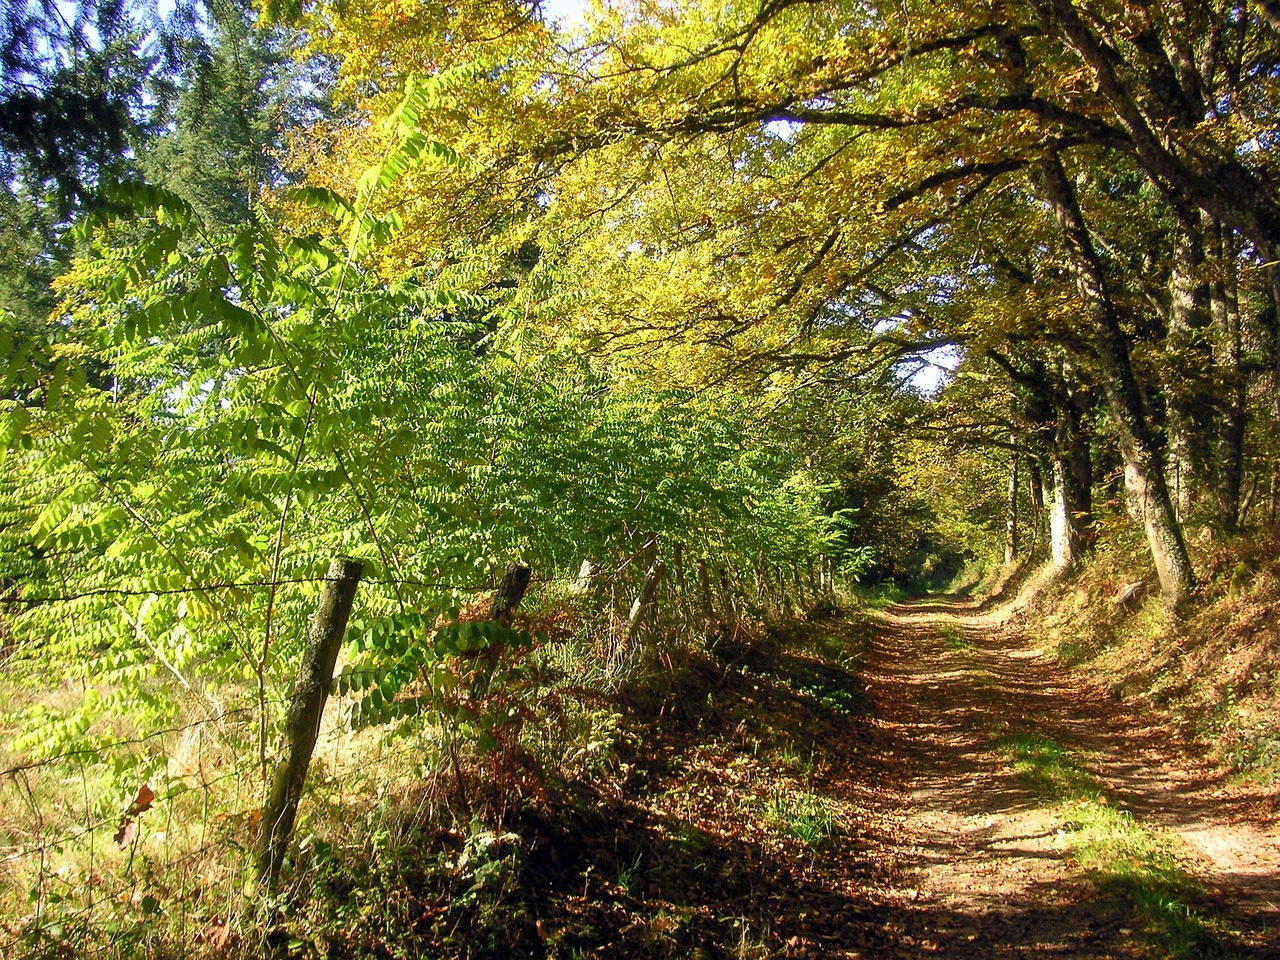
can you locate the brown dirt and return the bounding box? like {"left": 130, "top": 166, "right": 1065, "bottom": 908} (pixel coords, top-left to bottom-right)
{"left": 869, "top": 596, "right": 1280, "bottom": 958}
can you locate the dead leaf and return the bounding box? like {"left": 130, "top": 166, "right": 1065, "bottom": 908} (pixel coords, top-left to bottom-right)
{"left": 114, "top": 819, "right": 136, "bottom": 849}
{"left": 114, "top": 783, "right": 156, "bottom": 848}
{"left": 127, "top": 784, "right": 155, "bottom": 816}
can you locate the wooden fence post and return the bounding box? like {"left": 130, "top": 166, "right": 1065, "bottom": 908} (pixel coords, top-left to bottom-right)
{"left": 717, "top": 566, "right": 737, "bottom": 630}
{"left": 489, "top": 563, "right": 532, "bottom": 626}
{"left": 697, "top": 559, "right": 715, "bottom": 630}
{"left": 624, "top": 557, "right": 666, "bottom": 651}
{"left": 256, "top": 557, "right": 363, "bottom": 886}
{"left": 468, "top": 562, "right": 533, "bottom": 695}
{"left": 573, "top": 558, "right": 595, "bottom": 593}
{"left": 754, "top": 556, "right": 770, "bottom": 607}
{"left": 672, "top": 543, "right": 694, "bottom": 627}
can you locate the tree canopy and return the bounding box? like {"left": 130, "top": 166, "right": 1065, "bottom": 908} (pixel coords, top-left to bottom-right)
{"left": 1, "top": 0, "right": 1279, "bottom": 949}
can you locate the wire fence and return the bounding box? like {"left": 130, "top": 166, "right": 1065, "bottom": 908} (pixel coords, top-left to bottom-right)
{"left": 0, "top": 715, "right": 478, "bottom": 958}
{"left": 0, "top": 564, "right": 649, "bottom": 607}
{"left": 0, "top": 551, "right": 838, "bottom": 957}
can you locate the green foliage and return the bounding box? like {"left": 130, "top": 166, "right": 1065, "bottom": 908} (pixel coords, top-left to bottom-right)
{"left": 0, "top": 71, "right": 843, "bottom": 806}
{"left": 762, "top": 786, "right": 841, "bottom": 848}
{"left": 138, "top": 6, "right": 317, "bottom": 230}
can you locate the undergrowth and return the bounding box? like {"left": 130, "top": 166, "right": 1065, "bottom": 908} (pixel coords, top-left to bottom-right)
{"left": 1025, "top": 526, "right": 1280, "bottom": 784}
{"left": 1, "top": 592, "right": 875, "bottom": 959}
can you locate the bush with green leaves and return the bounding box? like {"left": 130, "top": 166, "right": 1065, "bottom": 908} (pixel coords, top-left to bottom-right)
{"left": 0, "top": 79, "right": 843, "bottom": 793}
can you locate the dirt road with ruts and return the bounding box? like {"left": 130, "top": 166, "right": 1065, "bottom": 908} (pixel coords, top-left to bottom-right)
{"left": 861, "top": 596, "right": 1280, "bottom": 958}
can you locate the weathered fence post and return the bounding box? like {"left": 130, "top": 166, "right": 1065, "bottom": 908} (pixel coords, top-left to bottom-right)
{"left": 470, "top": 562, "right": 533, "bottom": 692}
{"left": 489, "top": 563, "right": 532, "bottom": 626}
{"left": 573, "top": 558, "right": 595, "bottom": 593}
{"left": 697, "top": 558, "right": 715, "bottom": 630}
{"left": 624, "top": 556, "right": 666, "bottom": 651}
{"left": 672, "top": 543, "right": 694, "bottom": 627}
{"left": 717, "top": 566, "right": 737, "bottom": 630}
{"left": 256, "top": 557, "right": 363, "bottom": 886}
{"left": 754, "top": 555, "right": 770, "bottom": 607}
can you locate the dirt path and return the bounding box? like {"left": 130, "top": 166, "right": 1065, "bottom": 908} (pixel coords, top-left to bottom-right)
{"left": 865, "top": 597, "right": 1280, "bottom": 958}
{"left": 485, "top": 599, "right": 1280, "bottom": 959}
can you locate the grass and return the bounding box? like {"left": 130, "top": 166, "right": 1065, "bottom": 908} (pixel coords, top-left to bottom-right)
{"left": 855, "top": 583, "right": 912, "bottom": 610}
{"left": 1000, "top": 731, "right": 1244, "bottom": 959}
{"left": 938, "top": 621, "right": 973, "bottom": 652}
{"left": 775, "top": 739, "right": 817, "bottom": 777}
{"left": 761, "top": 786, "right": 840, "bottom": 847}
{"left": 1000, "top": 732, "right": 1099, "bottom": 801}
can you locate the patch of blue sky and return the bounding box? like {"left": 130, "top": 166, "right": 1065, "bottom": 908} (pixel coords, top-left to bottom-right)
{"left": 541, "top": 0, "right": 590, "bottom": 28}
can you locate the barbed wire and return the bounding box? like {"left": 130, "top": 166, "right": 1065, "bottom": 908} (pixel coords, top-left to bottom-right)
{"left": 0, "top": 707, "right": 261, "bottom": 779}
{"left": 0, "top": 760, "right": 257, "bottom": 868}
{"left": 0, "top": 722, "right": 462, "bottom": 870}
{"left": 0, "top": 566, "right": 639, "bottom": 607}
{"left": 0, "top": 723, "right": 461, "bottom": 956}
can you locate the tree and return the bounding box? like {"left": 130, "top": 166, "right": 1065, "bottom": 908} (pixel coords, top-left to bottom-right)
{"left": 141, "top": 2, "right": 327, "bottom": 228}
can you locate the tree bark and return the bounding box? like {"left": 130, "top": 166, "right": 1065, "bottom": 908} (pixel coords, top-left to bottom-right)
{"left": 1037, "top": 0, "right": 1280, "bottom": 251}
{"left": 1164, "top": 220, "right": 1210, "bottom": 521}
{"left": 1045, "top": 464, "right": 1076, "bottom": 571}
{"left": 1208, "top": 220, "right": 1246, "bottom": 532}
{"left": 1028, "top": 456, "right": 1045, "bottom": 545}
{"left": 1004, "top": 437, "right": 1019, "bottom": 565}
{"left": 1037, "top": 153, "right": 1195, "bottom": 610}
{"left": 1271, "top": 260, "right": 1280, "bottom": 420}
{"left": 1055, "top": 386, "right": 1094, "bottom": 554}
{"left": 257, "top": 557, "right": 363, "bottom": 886}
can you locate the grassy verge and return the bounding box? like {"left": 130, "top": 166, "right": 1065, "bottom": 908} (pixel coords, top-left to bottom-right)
{"left": 937, "top": 621, "right": 972, "bottom": 652}
{"left": 1025, "top": 529, "right": 1280, "bottom": 786}
{"left": 854, "top": 584, "right": 912, "bottom": 610}
{"left": 1000, "top": 732, "right": 1243, "bottom": 959}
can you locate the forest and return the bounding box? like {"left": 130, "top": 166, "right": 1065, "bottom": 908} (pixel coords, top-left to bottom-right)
{"left": 1, "top": 0, "right": 1279, "bottom": 957}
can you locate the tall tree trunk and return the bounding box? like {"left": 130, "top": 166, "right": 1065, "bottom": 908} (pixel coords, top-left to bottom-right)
{"left": 1027, "top": 456, "right": 1045, "bottom": 552}
{"left": 1038, "top": 154, "right": 1195, "bottom": 610}
{"left": 1208, "top": 219, "right": 1246, "bottom": 532}
{"left": 1055, "top": 385, "right": 1094, "bottom": 552}
{"left": 1270, "top": 259, "right": 1280, "bottom": 527}
{"left": 1271, "top": 259, "right": 1280, "bottom": 420}
{"left": 1164, "top": 221, "right": 1210, "bottom": 521}
{"left": 1005, "top": 437, "right": 1019, "bottom": 565}
{"left": 1045, "top": 465, "right": 1074, "bottom": 571}
{"left": 1044, "top": 458, "right": 1085, "bottom": 570}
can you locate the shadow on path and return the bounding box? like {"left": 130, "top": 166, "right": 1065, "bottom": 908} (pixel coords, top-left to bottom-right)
{"left": 864, "top": 596, "right": 1280, "bottom": 958}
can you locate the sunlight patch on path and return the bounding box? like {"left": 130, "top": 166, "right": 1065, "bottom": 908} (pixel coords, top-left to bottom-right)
{"left": 859, "top": 597, "right": 1279, "bottom": 958}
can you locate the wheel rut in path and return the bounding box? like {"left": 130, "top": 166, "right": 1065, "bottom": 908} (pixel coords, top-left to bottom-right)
{"left": 859, "top": 597, "right": 1280, "bottom": 958}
